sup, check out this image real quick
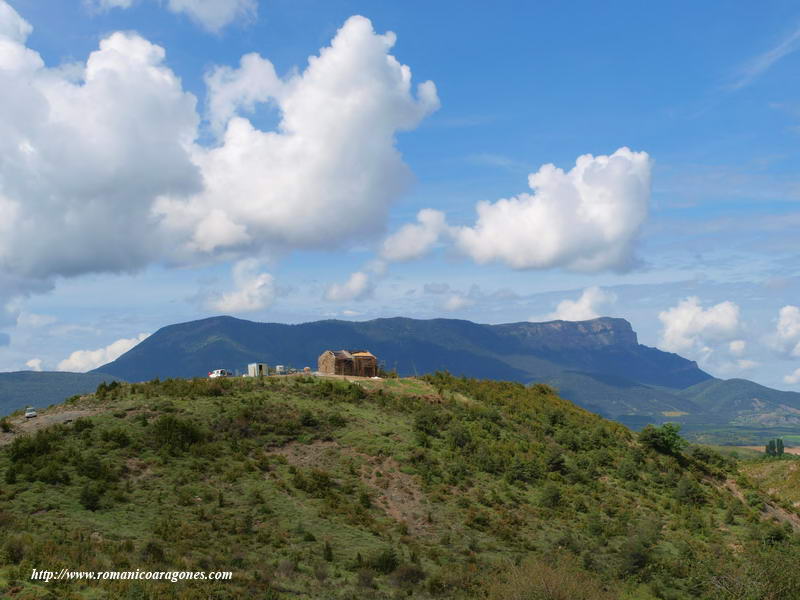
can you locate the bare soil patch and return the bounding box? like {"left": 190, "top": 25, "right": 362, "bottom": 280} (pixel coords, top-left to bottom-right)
{"left": 268, "top": 440, "right": 431, "bottom": 535}
{"left": 0, "top": 407, "right": 102, "bottom": 447}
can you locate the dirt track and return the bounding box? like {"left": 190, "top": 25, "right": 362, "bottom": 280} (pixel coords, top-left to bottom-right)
{"left": 0, "top": 407, "right": 101, "bottom": 447}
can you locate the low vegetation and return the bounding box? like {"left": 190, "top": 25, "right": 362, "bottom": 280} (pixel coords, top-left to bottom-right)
{"left": 1, "top": 374, "right": 799, "bottom": 599}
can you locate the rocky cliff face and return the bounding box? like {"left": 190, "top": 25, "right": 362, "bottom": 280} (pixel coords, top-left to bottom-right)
{"left": 493, "top": 317, "right": 639, "bottom": 350}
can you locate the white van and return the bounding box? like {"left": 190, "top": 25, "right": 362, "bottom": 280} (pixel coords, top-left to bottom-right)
{"left": 208, "top": 369, "right": 231, "bottom": 378}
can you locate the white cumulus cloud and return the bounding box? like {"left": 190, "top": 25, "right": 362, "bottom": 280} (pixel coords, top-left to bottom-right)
{"left": 25, "top": 358, "right": 43, "bottom": 371}
{"left": 380, "top": 209, "right": 449, "bottom": 262}
{"left": 657, "top": 297, "right": 753, "bottom": 371}
{"left": 205, "top": 52, "right": 281, "bottom": 137}
{"left": 0, "top": 4, "right": 437, "bottom": 317}
{"left": 58, "top": 333, "right": 150, "bottom": 372}
{"left": 167, "top": 0, "right": 256, "bottom": 32}
{"left": 455, "top": 147, "right": 651, "bottom": 272}
{"left": 769, "top": 305, "right": 800, "bottom": 357}
{"left": 442, "top": 294, "right": 473, "bottom": 312}
{"left": 324, "top": 271, "right": 372, "bottom": 302}
{"left": 207, "top": 259, "right": 275, "bottom": 313}
{"left": 0, "top": 7, "right": 200, "bottom": 284}
{"left": 155, "top": 15, "right": 439, "bottom": 256}
{"left": 784, "top": 367, "right": 800, "bottom": 385}
{"left": 85, "top": 0, "right": 255, "bottom": 32}
{"left": 546, "top": 286, "right": 616, "bottom": 321}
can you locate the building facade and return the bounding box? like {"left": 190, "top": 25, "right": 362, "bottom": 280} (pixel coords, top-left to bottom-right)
{"left": 318, "top": 350, "right": 378, "bottom": 377}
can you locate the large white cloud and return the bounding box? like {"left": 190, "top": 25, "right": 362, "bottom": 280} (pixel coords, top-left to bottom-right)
{"left": 455, "top": 147, "right": 651, "bottom": 272}
{"left": 156, "top": 16, "right": 439, "bottom": 257}
{"left": 207, "top": 259, "right": 275, "bottom": 313}
{"left": 0, "top": 5, "right": 437, "bottom": 319}
{"left": 546, "top": 286, "right": 616, "bottom": 321}
{"left": 0, "top": 15, "right": 200, "bottom": 283}
{"left": 58, "top": 333, "right": 150, "bottom": 372}
{"left": 657, "top": 297, "right": 753, "bottom": 371}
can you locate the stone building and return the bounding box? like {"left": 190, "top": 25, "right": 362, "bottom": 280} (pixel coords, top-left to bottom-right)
{"left": 317, "top": 349, "right": 378, "bottom": 377}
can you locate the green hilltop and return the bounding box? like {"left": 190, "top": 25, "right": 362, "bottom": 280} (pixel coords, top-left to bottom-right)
{"left": 1, "top": 374, "right": 799, "bottom": 599}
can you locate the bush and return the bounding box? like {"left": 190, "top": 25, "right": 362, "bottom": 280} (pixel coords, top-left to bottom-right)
{"left": 391, "top": 564, "right": 426, "bottom": 587}
{"left": 73, "top": 418, "right": 94, "bottom": 432}
{"left": 487, "top": 556, "right": 617, "bottom": 600}
{"left": 3, "top": 537, "right": 25, "bottom": 564}
{"left": 141, "top": 540, "right": 166, "bottom": 563}
{"left": 101, "top": 427, "right": 131, "bottom": 448}
{"left": 639, "top": 423, "right": 687, "bottom": 455}
{"left": 369, "top": 547, "right": 399, "bottom": 574}
{"left": 80, "top": 483, "right": 103, "bottom": 511}
{"left": 151, "top": 415, "right": 204, "bottom": 453}
{"left": 77, "top": 453, "right": 110, "bottom": 481}
{"left": 675, "top": 476, "right": 705, "bottom": 505}
{"left": 538, "top": 483, "right": 562, "bottom": 509}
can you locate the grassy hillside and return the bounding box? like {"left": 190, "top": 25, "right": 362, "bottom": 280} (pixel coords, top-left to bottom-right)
{"left": 741, "top": 456, "right": 800, "bottom": 507}
{"left": 1, "top": 374, "right": 799, "bottom": 599}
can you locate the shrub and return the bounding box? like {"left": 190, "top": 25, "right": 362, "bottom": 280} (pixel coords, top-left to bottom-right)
{"left": 80, "top": 483, "right": 103, "bottom": 511}
{"left": 369, "top": 547, "right": 399, "bottom": 574}
{"left": 0, "top": 418, "right": 11, "bottom": 432}
{"left": 3, "top": 537, "right": 25, "bottom": 564}
{"left": 506, "top": 457, "right": 542, "bottom": 484}
{"left": 487, "top": 556, "right": 617, "bottom": 600}
{"left": 538, "top": 483, "right": 562, "bottom": 509}
{"left": 617, "top": 458, "right": 638, "bottom": 481}
{"left": 639, "top": 423, "right": 687, "bottom": 455}
{"left": 141, "top": 541, "right": 166, "bottom": 563}
{"left": 77, "top": 453, "right": 110, "bottom": 481}
{"left": 391, "top": 564, "right": 426, "bottom": 587}
{"left": 151, "top": 415, "right": 204, "bottom": 453}
{"left": 101, "top": 427, "right": 131, "bottom": 448}
{"left": 675, "top": 476, "right": 705, "bottom": 505}
{"left": 73, "top": 418, "right": 94, "bottom": 433}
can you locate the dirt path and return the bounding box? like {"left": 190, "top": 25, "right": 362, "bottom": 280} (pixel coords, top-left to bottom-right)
{"left": 0, "top": 407, "right": 101, "bottom": 447}
{"left": 724, "top": 478, "right": 800, "bottom": 532}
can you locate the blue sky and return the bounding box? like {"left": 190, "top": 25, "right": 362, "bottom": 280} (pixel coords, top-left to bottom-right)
{"left": 2, "top": 0, "right": 800, "bottom": 390}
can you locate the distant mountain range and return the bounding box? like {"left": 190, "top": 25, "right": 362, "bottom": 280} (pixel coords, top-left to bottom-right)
{"left": 0, "top": 371, "right": 121, "bottom": 417}
{"left": 88, "top": 315, "right": 800, "bottom": 436}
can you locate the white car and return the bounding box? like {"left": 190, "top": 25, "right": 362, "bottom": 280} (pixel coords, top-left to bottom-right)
{"left": 24, "top": 407, "right": 37, "bottom": 418}
{"left": 208, "top": 369, "right": 232, "bottom": 378}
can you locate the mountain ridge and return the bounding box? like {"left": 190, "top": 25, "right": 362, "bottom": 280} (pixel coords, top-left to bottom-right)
{"left": 87, "top": 315, "right": 800, "bottom": 441}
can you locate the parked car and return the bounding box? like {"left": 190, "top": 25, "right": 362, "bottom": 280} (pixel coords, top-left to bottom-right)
{"left": 24, "top": 407, "right": 37, "bottom": 418}
{"left": 208, "top": 369, "right": 232, "bottom": 378}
